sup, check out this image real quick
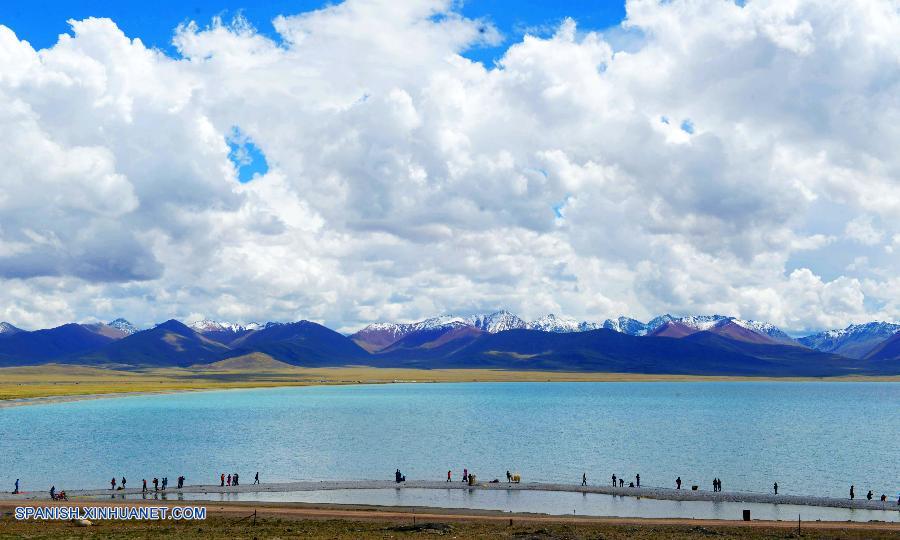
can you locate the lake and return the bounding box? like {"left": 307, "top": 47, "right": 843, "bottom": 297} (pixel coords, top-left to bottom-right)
{"left": 2, "top": 382, "right": 898, "bottom": 501}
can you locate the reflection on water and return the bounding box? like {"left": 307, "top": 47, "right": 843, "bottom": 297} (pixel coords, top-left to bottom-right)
{"left": 126, "top": 488, "right": 900, "bottom": 522}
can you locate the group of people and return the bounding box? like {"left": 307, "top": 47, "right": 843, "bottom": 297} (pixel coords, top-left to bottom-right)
{"left": 394, "top": 469, "right": 406, "bottom": 483}
{"left": 608, "top": 473, "right": 640, "bottom": 488}
{"left": 849, "top": 485, "right": 892, "bottom": 503}
{"left": 445, "top": 468, "right": 479, "bottom": 483}
{"left": 219, "top": 472, "right": 260, "bottom": 487}
{"left": 713, "top": 478, "right": 723, "bottom": 492}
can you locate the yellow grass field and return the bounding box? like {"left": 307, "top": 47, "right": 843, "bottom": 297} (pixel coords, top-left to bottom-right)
{"left": 1, "top": 353, "right": 898, "bottom": 402}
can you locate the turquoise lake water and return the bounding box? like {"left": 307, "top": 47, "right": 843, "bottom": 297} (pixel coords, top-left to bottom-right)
{"left": 2, "top": 382, "right": 898, "bottom": 501}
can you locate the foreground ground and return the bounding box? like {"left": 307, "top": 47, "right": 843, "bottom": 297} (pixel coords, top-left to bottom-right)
{"left": 1, "top": 501, "right": 898, "bottom": 539}
{"left": 3, "top": 359, "right": 899, "bottom": 403}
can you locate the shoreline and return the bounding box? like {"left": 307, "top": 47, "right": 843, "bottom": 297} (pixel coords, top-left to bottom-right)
{"left": 3, "top": 371, "right": 899, "bottom": 409}
{"left": 2, "top": 499, "right": 899, "bottom": 534}
{"left": 4, "top": 480, "right": 899, "bottom": 514}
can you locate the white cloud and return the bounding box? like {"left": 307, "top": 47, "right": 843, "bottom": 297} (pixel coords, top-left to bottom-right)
{"left": 0, "top": 0, "right": 898, "bottom": 332}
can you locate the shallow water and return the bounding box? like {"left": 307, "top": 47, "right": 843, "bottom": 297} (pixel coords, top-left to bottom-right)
{"left": 2, "top": 382, "right": 898, "bottom": 502}
{"left": 120, "top": 487, "right": 900, "bottom": 522}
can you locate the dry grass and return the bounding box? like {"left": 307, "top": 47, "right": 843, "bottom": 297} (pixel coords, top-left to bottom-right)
{"left": 0, "top": 512, "right": 897, "bottom": 539}
{"left": 2, "top": 355, "right": 898, "bottom": 402}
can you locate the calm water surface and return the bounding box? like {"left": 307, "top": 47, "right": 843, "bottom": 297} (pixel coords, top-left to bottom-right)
{"left": 2, "top": 382, "right": 898, "bottom": 500}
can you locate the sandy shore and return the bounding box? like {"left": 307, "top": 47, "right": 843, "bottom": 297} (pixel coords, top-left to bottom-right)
{"left": 1, "top": 498, "right": 898, "bottom": 534}
{"left": 3, "top": 480, "right": 898, "bottom": 513}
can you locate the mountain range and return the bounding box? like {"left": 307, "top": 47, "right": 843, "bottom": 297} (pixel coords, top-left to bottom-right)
{"left": 0, "top": 312, "right": 896, "bottom": 376}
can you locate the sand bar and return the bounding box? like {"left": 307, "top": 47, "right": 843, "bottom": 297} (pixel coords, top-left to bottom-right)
{"left": 3, "top": 480, "right": 898, "bottom": 513}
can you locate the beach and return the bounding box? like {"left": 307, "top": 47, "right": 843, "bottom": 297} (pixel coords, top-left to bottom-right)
{"left": 2, "top": 497, "right": 899, "bottom": 539}
{"left": 4, "top": 480, "right": 899, "bottom": 513}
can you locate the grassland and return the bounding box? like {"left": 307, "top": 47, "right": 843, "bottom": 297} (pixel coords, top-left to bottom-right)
{"left": 1, "top": 354, "right": 898, "bottom": 403}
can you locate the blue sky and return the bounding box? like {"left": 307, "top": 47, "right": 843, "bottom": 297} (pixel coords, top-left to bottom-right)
{"left": 1, "top": 0, "right": 626, "bottom": 65}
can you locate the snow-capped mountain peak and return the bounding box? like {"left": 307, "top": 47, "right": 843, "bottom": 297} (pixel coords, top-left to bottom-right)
{"left": 527, "top": 314, "right": 583, "bottom": 333}
{"left": 468, "top": 310, "right": 527, "bottom": 333}
{"left": 189, "top": 319, "right": 262, "bottom": 334}
{"left": 107, "top": 318, "right": 137, "bottom": 335}
{"left": 0, "top": 321, "right": 22, "bottom": 335}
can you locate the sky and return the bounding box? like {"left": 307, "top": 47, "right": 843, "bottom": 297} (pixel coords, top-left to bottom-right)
{"left": 0, "top": 0, "right": 898, "bottom": 333}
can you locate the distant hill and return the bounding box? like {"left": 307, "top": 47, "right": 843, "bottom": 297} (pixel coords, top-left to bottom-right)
{"left": 224, "top": 321, "right": 371, "bottom": 367}
{"left": 799, "top": 322, "right": 900, "bottom": 359}
{"left": 863, "top": 332, "right": 900, "bottom": 363}
{"left": 197, "top": 353, "right": 298, "bottom": 371}
{"left": 0, "top": 322, "right": 23, "bottom": 338}
{"left": 76, "top": 320, "right": 229, "bottom": 367}
{"left": 0, "top": 324, "right": 115, "bottom": 366}
{"left": 0, "top": 312, "right": 895, "bottom": 377}
{"left": 374, "top": 328, "right": 862, "bottom": 377}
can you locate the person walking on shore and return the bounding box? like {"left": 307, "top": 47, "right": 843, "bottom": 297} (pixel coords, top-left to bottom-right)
{"left": 447, "top": 470, "right": 452, "bottom": 482}
{"left": 463, "top": 469, "right": 468, "bottom": 483}
{"left": 110, "top": 477, "right": 116, "bottom": 490}
{"left": 50, "top": 486, "right": 55, "bottom": 500}
{"left": 220, "top": 473, "right": 225, "bottom": 487}
{"left": 850, "top": 485, "right": 854, "bottom": 499}
{"left": 619, "top": 478, "right": 624, "bottom": 488}
{"left": 866, "top": 490, "right": 873, "bottom": 501}
{"left": 676, "top": 477, "right": 682, "bottom": 490}
{"left": 13, "top": 479, "right": 19, "bottom": 494}
{"left": 142, "top": 479, "right": 147, "bottom": 493}
{"left": 254, "top": 472, "right": 259, "bottom": 485}
{"left": 506, "top": 471, "right": 511, "bottom": 483}
{"left": 712, "top": 478, "right": 717, "bottom": 492}
{"left": 227, "top": 474, "right": 231, "bottom": 487}
{"left": 773, "top": 482, "right": 778, "bottom": 495}
{"left": 582, "top": 473, "right": 587, "bottom": 486}
{"left": 122, "top": 477, "right": 126, "bottom": 490}
{"left": 636, "top": 474, "right": 640, "bottom": 488}
{"left": 612, "top": 474, "right": 616, "bottom": 487}
{"left": 233, "top": 473, "right": 239, "bottom": 486}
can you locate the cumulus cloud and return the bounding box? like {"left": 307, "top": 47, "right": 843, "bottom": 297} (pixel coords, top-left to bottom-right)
{"left": 0, "top": 0, "right": 898, "bottom": 332}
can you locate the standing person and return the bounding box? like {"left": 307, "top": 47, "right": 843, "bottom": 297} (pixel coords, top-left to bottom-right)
{"left": 254, "top": 472, "right": 259, "bottom": 485}
{"left": 506, "top": 470, "right": 511, "bottom": 483}
{"left": 866, "top": 490, "right": 873, "bottom": 501}
{"left": 582, "top": 473, "right": 587, "bottom": 486}
{"left": 227, "top": 474, "right": 231, "bottom": 487}
{"left": 13, "top": 479, "right": 19, "bottom": 494}
{"left": 220, "top": 473, "right": 225, "bottom": 487}
{"left": 50, "top": 486, "right": 55, "bottom": 500}
{"left": 676, "top": 477, "right": 682, "bottom": 490}
{"left": 122, "top": 477, "right": 126, "bottom": 490}
{"left": 142, "top": 479, "right": 147, "bottom": 493}
{"left": 850, "top": 485, "right": 855, "bottom": 500}
{"left": 163, "top": 477, "right": 168, "bottom": 490}
{"left": 773, "top": 482, "right": 778, "bottom": 495}
{"left": 110, "top": 477, "right": 116, "bottom": 490}
{"left": 447, "top": 470, "right": 452, "bottom": 483}
{"left": 235, "top": 473, "right": 239, "bottom": 486}
{"left": 154, "top": 477, "right": 159, "bottom": 491}
{"left": 463, "top": 469, "right": 468, "bottom": 483}
{"left": 636, "top": 474, "right": 640, "bottom": 488}
{"left": 612, "top": 474, "right": 616, "bottom": 487}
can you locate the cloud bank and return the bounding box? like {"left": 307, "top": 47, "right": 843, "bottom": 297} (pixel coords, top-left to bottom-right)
{"left": 0, "top": 0, "right": 898, "bottom": 332}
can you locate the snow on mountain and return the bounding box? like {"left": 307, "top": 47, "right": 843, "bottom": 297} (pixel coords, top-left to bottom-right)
{"left": 107, "top": 318, "right": 137, "bottom": 335}
{"left": 676, "top": 315, "right": 730, "bottom": 331}
{"left": 799, "top": 322, "right": 900, "bottom": 359}
{"left": 189, "top": 319, "right": 263, "bottom": 334}
{"left": 731, "top": 319, "right": 795, "bottom": 343}
{"left": 527, "top": 314, "right": 584, "bottom": 333}
{"left": 602, "top": 316, "right": 650, "bottom": 336}
{"left": 0, "top": 322, "right": 23, "bottom": 337}
{"left": 468, "top": 310, "right": 527, "bottom": 333}
{"left": 646, "top": 314, "right": 676, "bottom": 332}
